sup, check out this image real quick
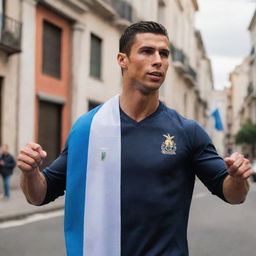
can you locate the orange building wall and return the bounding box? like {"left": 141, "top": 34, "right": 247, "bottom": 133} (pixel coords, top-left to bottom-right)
{"left": 35, "top": 4, "right": 71, "bottom": 149}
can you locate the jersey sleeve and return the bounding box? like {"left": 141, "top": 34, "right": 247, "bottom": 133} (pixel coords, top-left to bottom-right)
{"left": 41, "top": 146, "right": 67, "bottom": 205}
{"left": 188, "top": 121, "right": 228, "bottom": 201}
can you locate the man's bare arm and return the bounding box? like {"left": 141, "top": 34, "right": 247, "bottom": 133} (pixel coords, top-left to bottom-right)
{"left": 17, "top": 142, "right": 47, "bottom": 205}
{"left": 223, "top": 152, "right": 252, "bottom": 204}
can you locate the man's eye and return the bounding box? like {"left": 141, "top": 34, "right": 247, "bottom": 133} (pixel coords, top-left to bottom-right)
{"left": 142, "top": 49, "right": 153, "bottom": 54}
{"left": 160, "top": 52, "right": 169, "bottom": 57}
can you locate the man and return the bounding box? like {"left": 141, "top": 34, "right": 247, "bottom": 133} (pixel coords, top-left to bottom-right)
{"left": 0, "top": 144, "right": 16, "bottom": 199}
{"left": 17, "top": 22, "right": 252, "bottom": 256}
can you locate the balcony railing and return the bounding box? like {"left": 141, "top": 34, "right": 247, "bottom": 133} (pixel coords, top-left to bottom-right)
{"left": 248, "top": 81, "right": 253, "bottom": 96}
{"left": 250, "top": 46, "right": 255, "bottom": 56}
{"left": 186, "top": 65, "right": 197, "bottom": 81}
{"left": 100, "top": 0, "right": 136, "bottom": 23}
{"left": 170, "top": 44, "right": 187, "bottom": 66}
{"left": 0, "top": 14, "right": 22, "bottom": 55}
{"left": 170, "top": 44, "right": 197, "bottom": 83}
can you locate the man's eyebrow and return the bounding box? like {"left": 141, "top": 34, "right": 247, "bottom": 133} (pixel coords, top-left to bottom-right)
{"left": 139, "top": 46, "right": 170, "bottom": 52}
{"left": 160, "top": 49, "right": 170, "bottom": 53}
{"left": 139, "top": 46, "right": 155, "bottom": 51}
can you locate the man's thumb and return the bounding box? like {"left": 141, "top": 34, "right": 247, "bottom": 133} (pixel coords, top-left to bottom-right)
{"left": 40, "top": 150, "right": 47, "bottom": 159}
{"left": 224, "top": 157, "right": 234, "bottom": 168}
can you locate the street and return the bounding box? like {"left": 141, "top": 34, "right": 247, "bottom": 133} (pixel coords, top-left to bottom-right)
{"left": 0, "top": 181, "right": 256, "bottom": 256}
{"left": 0, "top": 211, "right": 65, "bottom": 256}
{"left": 188, "top": 180, "right": 256, "bottom": 256}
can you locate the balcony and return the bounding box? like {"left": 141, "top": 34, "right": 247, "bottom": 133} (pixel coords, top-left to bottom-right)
{"left": 111, "top": 0, "right": 135, "bottom": 23}
{"left": 87, "top": 0, "right": 116, "bottom": 19}
{"left": 170, "top": 43, "right": 187, "bottom": 71}
{"left": 170, "top": 44, "right": 197, "bottom": 85}
{"left": 184, "top": 65, "right": 197, "bottom": 84}
{"left": 89, "top": 0, "right": 137, "bottom": 29}
{"left": 0, "top": 14, "right": 22, "bottom": 55}
{"left": 247, "top": 81, "right": 253, "bottom": 96}
{"left": 250, "top": 46, "right": 255, "bottom": 56}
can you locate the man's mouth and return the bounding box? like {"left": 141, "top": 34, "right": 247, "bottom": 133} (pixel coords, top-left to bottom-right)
{"left": 148, "top": 71, "right": 163, "bottom": 77}
{"left": 147, "top": 72, "right": 164, "bottom": 79}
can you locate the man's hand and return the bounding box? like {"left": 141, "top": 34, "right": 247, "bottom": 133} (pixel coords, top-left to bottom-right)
{"left": 17, "top": 142, "right": 47, "bottom": 176}
{"left": 223, "top": 152, "right": 252, "bottom": 204}
{"left": 224, "top": 152, "right": 252, "bottom": 182}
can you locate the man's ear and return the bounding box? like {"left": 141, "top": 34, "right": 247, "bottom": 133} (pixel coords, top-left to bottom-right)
{"left": 117, "top": 53, "right": 128, "bottom": 69}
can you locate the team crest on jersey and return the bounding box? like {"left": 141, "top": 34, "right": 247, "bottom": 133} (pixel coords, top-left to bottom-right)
{"left": 161, "top": 134, "right": 176, "bottom": 155}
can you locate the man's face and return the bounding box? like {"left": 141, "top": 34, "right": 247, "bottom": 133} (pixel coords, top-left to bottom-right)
{"left": 123, "top": 33, "right": 170, "bottom": 93}
{"left": 2, "top": 145, "right": 8, "bottom": 154}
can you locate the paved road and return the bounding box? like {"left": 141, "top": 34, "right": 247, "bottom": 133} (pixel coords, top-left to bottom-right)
{"left": 0, "top": 181, "right": 255, "bottom": 256}
{"left": 0, "top": 212, "right": 65, "bottom": 256}
{"left": 188, "top": 180, "right": 256, "bottom": 256}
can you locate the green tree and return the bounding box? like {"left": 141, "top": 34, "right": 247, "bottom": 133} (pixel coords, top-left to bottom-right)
{"left": 235, "top": 120, "right": 256, "bottom": 157}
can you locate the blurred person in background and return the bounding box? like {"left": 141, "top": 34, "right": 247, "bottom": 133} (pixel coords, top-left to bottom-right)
{"left": 17, "top": 21, "right": 252, "bottom": 256}
{"left": 0, "top": 144, "right": 16, "bottom": 200}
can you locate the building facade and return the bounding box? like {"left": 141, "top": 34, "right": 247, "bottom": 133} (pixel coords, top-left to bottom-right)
{"left": 0, "top": 0, "right": 217, "bottom": 179}
{"left": 226, "top": 9, "right": 256, "bottom": 158}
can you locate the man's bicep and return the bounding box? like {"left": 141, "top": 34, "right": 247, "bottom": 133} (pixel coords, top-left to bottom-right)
{"left": 193, "top": 143, "right": 228, "bottom": 201}
{"left": 41, "top": 146, "right": 68, "bottom": 204}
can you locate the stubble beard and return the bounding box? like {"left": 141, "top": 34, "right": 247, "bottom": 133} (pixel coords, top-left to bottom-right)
{"left": 133, "top": 79, "right": 163, "bottom": 95}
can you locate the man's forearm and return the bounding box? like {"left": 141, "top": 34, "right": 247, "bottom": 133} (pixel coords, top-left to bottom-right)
{"left": 20, "top": 168, "right": 47, "bottom": 206}
{"left": 223, "top": 175, "right": 250, "bottom": 204}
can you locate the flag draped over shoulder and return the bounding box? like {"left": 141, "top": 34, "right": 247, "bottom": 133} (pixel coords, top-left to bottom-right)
{"left": 64, "top": 95, "right": 121, "bottom": 256}
{"left": 211, "top": 108, "right": 224, "bottom": 131}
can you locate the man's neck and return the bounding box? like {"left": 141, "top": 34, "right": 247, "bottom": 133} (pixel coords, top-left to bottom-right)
{"left": 120, "top": 89, "right": 160, "bottom": 122}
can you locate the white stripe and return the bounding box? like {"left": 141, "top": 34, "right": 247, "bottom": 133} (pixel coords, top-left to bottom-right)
{"left": 83, "top": 95, "right": 121, "bottom": 256}
{"left": 193, "top": 192, "right": 208, "bottom": 199}
{"left": 0, "top": 210, "right": 64, "bottom": 229}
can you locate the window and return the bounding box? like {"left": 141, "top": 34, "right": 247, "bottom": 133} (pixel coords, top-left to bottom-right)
{"left": 88, "top": 100, "right": 101, "bottom": 111}
{"left": 90, "top": 33, "right": 102, "bottom": 79}
{"left": 42, "top": 20, "right": 62, "bottom": 78}
{"left": 38, "top": 100, "right": 62, "bottom": 169}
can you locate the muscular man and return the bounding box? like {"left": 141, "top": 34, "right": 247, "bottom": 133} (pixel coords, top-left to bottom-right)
{"left": 17, "top": 21, "right": 252, "bottom": 256}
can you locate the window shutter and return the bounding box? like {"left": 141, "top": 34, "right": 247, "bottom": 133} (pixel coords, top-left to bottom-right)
{"left": 42, "top": 20, "right": 62, "bottom": 79}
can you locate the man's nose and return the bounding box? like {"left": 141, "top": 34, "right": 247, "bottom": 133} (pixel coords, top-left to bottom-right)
{"left": 152, "top": 52, "right": 162, "bottom": 67}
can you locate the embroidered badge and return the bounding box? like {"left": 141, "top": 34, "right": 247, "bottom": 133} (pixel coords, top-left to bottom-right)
{"left": 161, "top": 134, "right": 177, "bottom": 155}
{"left": 101, "top": 151, "right": 106, "bottom": 161}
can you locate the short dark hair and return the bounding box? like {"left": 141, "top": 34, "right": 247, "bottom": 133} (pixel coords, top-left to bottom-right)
{"left": 119, "top": 21, "right": 169, "bottom": 56}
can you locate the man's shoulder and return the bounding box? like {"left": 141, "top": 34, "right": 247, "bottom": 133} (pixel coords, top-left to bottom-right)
{"left": 161, "top": 103, "right": 198, "bottom": 129}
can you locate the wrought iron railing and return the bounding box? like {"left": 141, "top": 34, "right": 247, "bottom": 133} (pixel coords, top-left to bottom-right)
{"left": 248, "top": 81, "right": 253, "bottom": 96}
{"left": 102, "top": 0, "right": 135, "bottom": 23}
{"left": 0, "top": 14, "right": 22, "bottom": 54}
{"left": 186, "top": 65, "right": 197, "bottom": 80}
{"left": 170, "top": 44, "right": 187, "bottom": 65}
{"left": 170, "top": 44, "right": 197, "bottom": 81}
{"left": 250, "top": 46, "right": 255, "bottom": 56}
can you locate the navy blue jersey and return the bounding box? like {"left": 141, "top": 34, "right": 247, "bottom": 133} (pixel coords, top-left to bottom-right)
{"left": 42, "top": 102, "right": 228, "bottom": 256}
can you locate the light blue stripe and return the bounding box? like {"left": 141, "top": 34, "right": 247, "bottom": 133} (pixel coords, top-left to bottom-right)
{"left": 64, "top": 106, "right": 101, "bottom": 256}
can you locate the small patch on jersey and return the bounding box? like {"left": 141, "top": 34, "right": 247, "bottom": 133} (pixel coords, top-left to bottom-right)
{"left": 161, "top": 134, "right": 177, "bottom": 155}
{"left": 101, "top": 150, "right": 107, "bottom": 161}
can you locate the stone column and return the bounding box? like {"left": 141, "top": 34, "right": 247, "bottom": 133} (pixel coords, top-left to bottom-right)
{"left": 71, "top": 21, "right": 87, "bottom": 123}
{"left": 18, "top": 0, "right": 37, "bottom": 149}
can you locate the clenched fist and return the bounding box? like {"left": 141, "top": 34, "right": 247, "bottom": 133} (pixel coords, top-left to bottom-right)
{"left": 224, "top": 152, "right": 252, "bottom": 181}
{"left": 17, "top": 142, "right": 47, "bottom": 175}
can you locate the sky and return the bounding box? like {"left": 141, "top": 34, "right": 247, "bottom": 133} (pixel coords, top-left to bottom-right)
{"left": 196, "top": 0, "right": 256, "bottom": 90}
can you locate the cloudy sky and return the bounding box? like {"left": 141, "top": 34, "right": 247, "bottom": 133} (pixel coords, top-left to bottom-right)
{"left": 196, "top": 0, "right": 256, "bottom": 90}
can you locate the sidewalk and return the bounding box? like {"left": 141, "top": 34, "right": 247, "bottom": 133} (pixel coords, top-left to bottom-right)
{"left": 0, "top": 189, "right": 64, "bottom": 222}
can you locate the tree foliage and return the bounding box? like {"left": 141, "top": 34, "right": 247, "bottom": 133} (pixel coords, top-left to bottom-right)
{"left": 235, "top": 120, "right": 256, "bottom": 145}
